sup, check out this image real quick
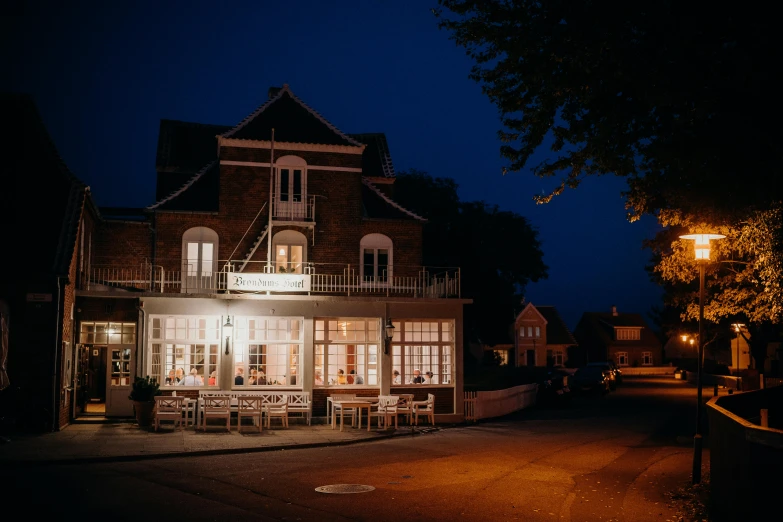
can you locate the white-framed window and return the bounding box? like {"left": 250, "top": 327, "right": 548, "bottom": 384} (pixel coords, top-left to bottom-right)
{"left": 546, "top": 349, "right": 564, "bottom": 366}
{"left": 493, "top": 350, "right": 508, "bottom": 365}
{"left": 233, "top": 317, "right": 303, "bottom": 387}
{"left": 181, "top": 227, "right": 219, "bottom": 293}
{"left": 315, "top": 318, "right": 379, "bottom": 386}
{"left": 275, "top": 155, "right": 307, "bottom": 220}
{"left": 149, "top": 316, "right": 220, "bottom": 388}
{"left": 391, "top": 320, "right": 454, "bottom": 385}
{"left": 617, "top": 352, "right": 628, "bottom": 366}
{"left": 360, "top": 233, "right": 392, "bottom": 284}
{"left": 272, "top": 230, "right": 306, "bottom": 274}
{"left": 535, "top": 326, "right": 541, "bottom": 338}
{"left": 642, "top": 351, "right": 653, "bottom": 366}
{"left": 615, "top": 328, "right": 641, "bottom": 340}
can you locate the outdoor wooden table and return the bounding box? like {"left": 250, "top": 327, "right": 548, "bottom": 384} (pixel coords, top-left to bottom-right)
{"left": 332, "top": 400, "right": 372, "bottom": 432}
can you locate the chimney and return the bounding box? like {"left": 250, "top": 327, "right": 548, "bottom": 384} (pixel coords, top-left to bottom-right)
{"left": 611, "top": 305, "right": 618, "bottom": 316}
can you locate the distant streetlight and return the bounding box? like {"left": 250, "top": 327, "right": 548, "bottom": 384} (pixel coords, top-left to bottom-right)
{"left": 680, "top": 232, "right": 725, "bottom": 485}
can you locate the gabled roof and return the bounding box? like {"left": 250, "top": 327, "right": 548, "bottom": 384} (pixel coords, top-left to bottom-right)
{"left": 2, "top": 92, "right": 87, "bottom": 277}
{"left": 222, "top": 85, "right": 364, "bottom": 147}
{"left": 536, "top": 306, "right": 578, "bottom": 346}
{"left": 361, "top": 178, "right": 426, "bottom": 222}
{"left": 574, "top": 311, "right": 661, "bottom": 348}
{"left": 515, "top": 302, "right": 548, "bottom": 326}
{"left": 350, "top": 133, "right": 395, "bottom": 178}
{"left": 147, "top": 161, "right": 219, "bottom": 212}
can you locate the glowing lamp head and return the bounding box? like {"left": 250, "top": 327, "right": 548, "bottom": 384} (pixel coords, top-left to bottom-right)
{"left": 679, "top": 233, "right": 725, "bottom": 261}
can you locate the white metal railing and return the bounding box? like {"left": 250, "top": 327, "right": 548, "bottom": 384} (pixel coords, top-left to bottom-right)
{"left": 272, "top": 195, "right": 315, "bottom": 222}
{"left": 85, "top": 260, "right": 461, "bottom": 298}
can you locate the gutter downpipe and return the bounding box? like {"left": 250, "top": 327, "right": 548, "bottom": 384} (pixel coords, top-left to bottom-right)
{"left": 265, "top": 129, "right": 275, "bottom": 293}
{"left": 52, "top": 274, "right": 67, "bottom": 432}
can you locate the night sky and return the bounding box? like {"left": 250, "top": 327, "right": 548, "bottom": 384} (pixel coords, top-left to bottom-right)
{"left": 3, "top": 1, "right": 663, "bottom": 330}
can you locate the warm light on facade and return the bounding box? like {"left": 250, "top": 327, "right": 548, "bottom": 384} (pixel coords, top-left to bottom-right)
{"left": 679, "top": 233, "right": 726, "bottom": 261}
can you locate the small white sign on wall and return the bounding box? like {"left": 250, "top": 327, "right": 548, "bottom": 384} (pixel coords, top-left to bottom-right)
{"left": 227, "top": 273, "right": 311, "bottom": 292}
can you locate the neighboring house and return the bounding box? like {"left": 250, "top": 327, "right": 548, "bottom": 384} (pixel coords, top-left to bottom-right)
{"left": 573, "top": 306, "right": 662, "bottom": 367}
{"left": 0, "top": 93, "right": 96, "bottom": 432}
{"left": 70, "top": 85, "right": 468, "bottom": 423}
{"left": 485, "top": 303, "right": 577, "bottom": 367}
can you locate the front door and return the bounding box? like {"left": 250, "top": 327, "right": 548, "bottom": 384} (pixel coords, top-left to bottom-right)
{"left": 106, "top": 345, "right": 134, "bottom": 416}
{"left": 75, "top": 344, "right": 107, "bottom": 416}
{"left": 526, "top": 349, "right": 536, "bottom": 366}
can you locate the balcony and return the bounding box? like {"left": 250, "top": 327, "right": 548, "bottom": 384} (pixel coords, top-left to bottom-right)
{"left": 82, "top": 259, "right": 461, "bottom": 299}
{"left": 272, "top": 195, "right": 315, "bottom": 223}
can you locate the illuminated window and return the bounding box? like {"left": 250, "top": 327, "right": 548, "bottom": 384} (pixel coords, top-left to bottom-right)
{"left": 233, "top": 317, "right": 303, "bottom": 387}
{"left": 315, "top": 319, "right": 379, "bottom": 386}
{"left": 390, "top": 320, "right": 455, "bottom": 385}
{"left": 360, "top": 233, "right": 392, "bottom": 284}
{"left": 535, "top": 326, "right": 541, "bottom": 338}
{"left": 493, "top": 350, "right": 509, "bottom": 365}
{"left": 275, "top": 155, "right": 308, "bottom": 220}
{"left": 615, "top": 328, "right": 641, "bottom": 340}
{"left": 272, "top": 230, "right": 306, "bottom": 273}
{"left": 149, "top": 316, "right": 220, "bottom": 388}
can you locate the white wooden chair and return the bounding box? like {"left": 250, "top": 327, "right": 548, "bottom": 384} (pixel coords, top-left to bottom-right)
{"left": 265, "top": 400, "right": 288, "bottom": 428}
{"left": 373, "top": 395, "right": 399, "bottom": 429}
{"left": 154, "top": 396, "right": 184, "bottom": 431}
{"left": 396, "top": 394, "right": 414, "bottom": 425}
{"left": 413, "top": 393, "right": 435, "bottom": 426}
{"left": 330, "top": 394, "right": 357, "bottom": 427}
{"left": 200, "top": 395, "right": 231, "bottom": 432}
{"left": 236, "top": 395, "right": 263, "bottom": 433}
{"left": 287, "top": 392, "right": 312, "bottom": 425}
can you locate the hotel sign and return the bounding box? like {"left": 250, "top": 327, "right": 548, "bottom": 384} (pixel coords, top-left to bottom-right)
{"left": 227, "top": 273, "right": 311, "bottom": 292}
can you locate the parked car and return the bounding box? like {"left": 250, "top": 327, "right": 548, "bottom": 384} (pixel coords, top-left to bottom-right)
{"left": 571, "top": 366, "right": 611, "bottom": 395}
{"left": 536, "top": 368, "right": 572, "bottom": 406}
{"left": 587, "top": 361, "right": 622, "bottom": 388}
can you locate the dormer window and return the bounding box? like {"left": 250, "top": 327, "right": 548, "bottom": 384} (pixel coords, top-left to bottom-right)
{"left": 615, "top": 328, "right": 641, "bottom": 340}
{"left": 360, "top": 233, "right": 392, "bottom": 284}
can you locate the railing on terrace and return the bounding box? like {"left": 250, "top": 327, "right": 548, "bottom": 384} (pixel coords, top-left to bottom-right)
{"left": 271, "top": 195, "right": 316, "bottom": 222}
{"left": 85, "top": 259, "right": 461, "bottom": 298}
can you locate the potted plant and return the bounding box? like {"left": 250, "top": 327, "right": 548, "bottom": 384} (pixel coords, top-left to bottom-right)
{"left": 128, "top": 376, "right": 161, "bottom": 427}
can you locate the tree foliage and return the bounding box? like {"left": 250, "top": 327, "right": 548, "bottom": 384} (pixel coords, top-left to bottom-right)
{"left": 435, "top": 1, "right": 782, "bottom": 220}
{"left": 394, "top": 169, "right": 548, "bottom": 344}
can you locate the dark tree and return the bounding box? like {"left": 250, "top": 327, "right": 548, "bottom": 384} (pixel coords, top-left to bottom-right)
{"left": 435, "top": 1, "right": 782, "bottom": 220}
{"left": 394, "top": 170, "right": 548, "bottom": 344}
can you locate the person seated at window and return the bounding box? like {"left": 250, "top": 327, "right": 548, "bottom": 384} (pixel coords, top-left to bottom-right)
{"left": 234, "top": 367, "right": 244, "bottom": 385}
{"left": 346, "top": 369, "right": 354, "bottom": 384}
{"left": 179, "top": 368, "right": 203, "bottom": 386}
{"left": 208, "top": 370, "right": 217, "bottom": 386}
{"left": 314, "top": 370, "right": 324, "bottom": 386}
{"left": 411, "top": 369, "right": 425, "bottom": 384}
{"left": 392, "top": 369, "right": 401, "bottom": 385}
{"left": 349, "top": 369, "right": 364, "bottom": 385}
{"left": 175, "top": 367, "right": 184, "bottom": 382}
{"left": 423, "top": 371, "right": 433, "bottom": 384}
{"left": 165, "top": 369, "right": 178, "bottom": 385}
{"left": 337, "top": 369, "right": 347, "bottom": 385}
{"left": 256, "top": 370, "right": 267, "bottom": 385}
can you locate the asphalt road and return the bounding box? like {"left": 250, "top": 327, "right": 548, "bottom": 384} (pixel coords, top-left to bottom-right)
{"left": 6, "top": 377, "right": 704, "bottom": 521}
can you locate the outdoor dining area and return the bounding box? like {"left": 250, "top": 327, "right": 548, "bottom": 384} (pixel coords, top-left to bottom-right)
{"left": 327, "top": 393, "right": 436, "bottom": 432}
{"left": 151, "top": 391, "right": 436, "bottom": 433}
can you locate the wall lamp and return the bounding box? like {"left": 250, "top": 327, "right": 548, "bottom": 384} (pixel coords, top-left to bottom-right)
{"left": 223, "top": 316, "right": 234, "bottom": 355}
{"left": 384, "top": 319, "right": 395, "bottom": 355}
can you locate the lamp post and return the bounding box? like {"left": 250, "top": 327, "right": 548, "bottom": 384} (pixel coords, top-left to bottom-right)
{"left": 223, "top": 316, "right": 234, "bottom": 356}
{"left": 384, "top": 318, "right": 395, "bottom": 355}
{"left": 680, "top": 232, "right": 724, "bottom": 484}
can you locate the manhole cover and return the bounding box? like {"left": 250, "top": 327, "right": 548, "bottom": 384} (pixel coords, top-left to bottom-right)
{"left": 315, "top": 484, "right": 376, "bottom": 494}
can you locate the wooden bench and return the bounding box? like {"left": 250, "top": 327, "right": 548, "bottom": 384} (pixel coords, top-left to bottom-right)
{"left": 197, "top": 390, "right": 311, "bottom": 426}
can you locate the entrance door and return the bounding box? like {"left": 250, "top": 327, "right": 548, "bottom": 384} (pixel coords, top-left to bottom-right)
{"left": 75, "top": 345, "right": 107, "bottom": 416}
{"left": 106, "top": 345, "right": 134, "bottom": 416}
{"left": 526, "top": 349, "right": 536, "bottom": 366}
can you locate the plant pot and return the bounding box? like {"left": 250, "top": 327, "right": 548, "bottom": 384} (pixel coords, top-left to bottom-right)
{"left": 133, "top": 400, "right": 155, "bottom": 427}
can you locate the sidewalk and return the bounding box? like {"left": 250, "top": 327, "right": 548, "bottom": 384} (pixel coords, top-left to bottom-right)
{"left": 0, "top": 418, "right": 426, "bottom": 466}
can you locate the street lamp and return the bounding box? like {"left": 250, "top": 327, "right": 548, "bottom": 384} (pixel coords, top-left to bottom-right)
{"left": 223, "top": 316, "right": 234, "bottom": 356}
{"left": 384, "top": 318, "right": 395, "bottom": 355}
{"left": 680, "top": 232, "right": 725, "bottom": 484}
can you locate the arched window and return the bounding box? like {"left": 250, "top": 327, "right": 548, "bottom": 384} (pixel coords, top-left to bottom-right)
{"left": 181, "top": 227, "right": 219, "bottom": 292}
{"left": 272, "top": 230, "right": 307, "bottom": 274}
{"left": 360, "top": 233, "right": 392, "bottom": 283}
{"left": 274, "top": 155, "right": 307, "bottom": 220}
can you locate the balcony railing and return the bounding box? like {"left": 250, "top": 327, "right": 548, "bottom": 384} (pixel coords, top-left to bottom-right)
{"left": 271, "top": 195, "right": 316, "bottom": 222}
{"left": 84, "top": 259, "right": 461, "bottom": 299}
